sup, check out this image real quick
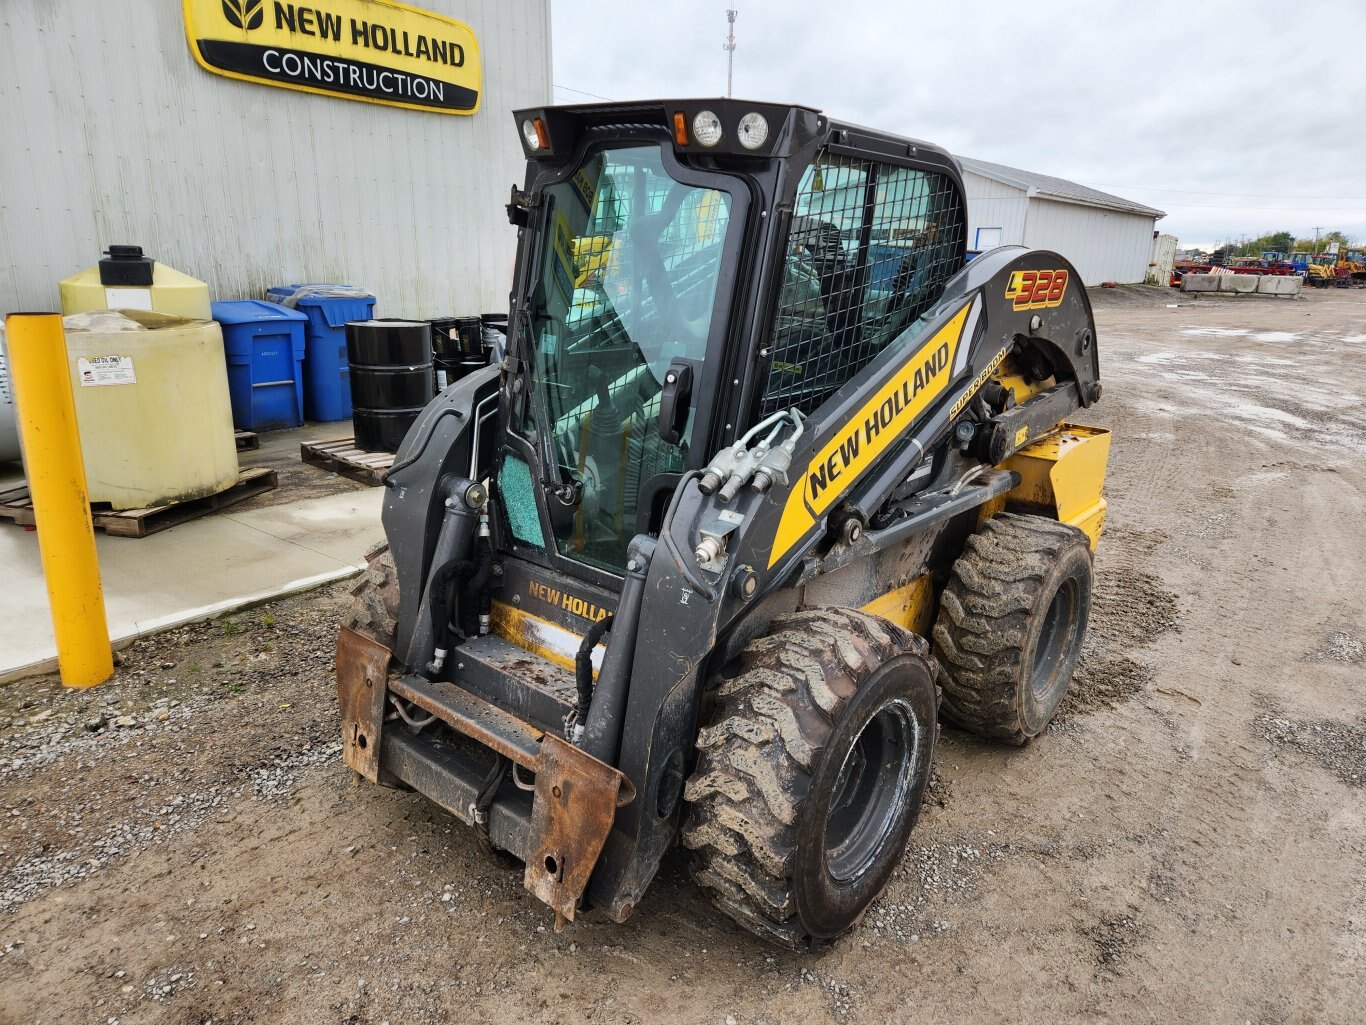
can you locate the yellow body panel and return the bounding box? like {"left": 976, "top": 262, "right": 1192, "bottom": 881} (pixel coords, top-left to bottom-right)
{"left": 1002, "top": 423, "right": 1111, "bottom": 549}
{"left": 860, "top": 575, "right": 935, "bottom": 637}
{"left": 490, "top": 599, "right": 601, "bottom": 677}
{"left": 770, "top": 301, "right": 974, "bottom": 567}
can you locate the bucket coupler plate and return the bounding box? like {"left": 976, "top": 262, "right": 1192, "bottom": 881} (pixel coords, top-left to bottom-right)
{"left": 337, "top": 626, "right": 392, "bottom": 781}
{"left": 335, "top": 626, "right": 634, "bottom": 922}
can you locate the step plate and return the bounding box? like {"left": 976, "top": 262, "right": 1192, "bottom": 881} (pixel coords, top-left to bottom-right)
{"left": 455, "top": 633, "right": 578, "bottom": 732}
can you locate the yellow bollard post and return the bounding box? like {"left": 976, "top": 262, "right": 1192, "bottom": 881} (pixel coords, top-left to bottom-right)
{"left": 5, "top": 312, "right": 113, "bottom": 687}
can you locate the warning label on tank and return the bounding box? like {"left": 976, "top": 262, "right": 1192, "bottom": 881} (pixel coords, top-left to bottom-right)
{"left": 77, "top": 356, "right": 137, "bottom": 387}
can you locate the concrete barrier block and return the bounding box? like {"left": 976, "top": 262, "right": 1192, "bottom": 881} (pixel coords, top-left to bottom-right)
{"left": 1256, "top": 275, "right": 1302, "bottom": 295}
{"left": 1218, "top": 274, "right": 1258, "bottom": 293}
{"left": 1181, "top": 274, "right": 1220, "bottom": 292}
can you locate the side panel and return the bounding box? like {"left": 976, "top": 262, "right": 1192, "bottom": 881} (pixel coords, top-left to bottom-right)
{"left": 1002, "top": 424, "right": 1112, "bottom": 548}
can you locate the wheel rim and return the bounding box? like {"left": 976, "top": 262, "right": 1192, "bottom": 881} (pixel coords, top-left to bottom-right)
{"left": 1029, "top": 577, "right": 1080, "bottom": 704}
{"left": 824, "top": 698, "right": 920, "bottom": 883}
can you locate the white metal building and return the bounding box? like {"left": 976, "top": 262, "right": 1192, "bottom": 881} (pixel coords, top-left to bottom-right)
{"left": 960, "top": 158, "right": 1165, "bottom": 285}
{"left": 0, "top": 0, "right": 551, "bottom": 318}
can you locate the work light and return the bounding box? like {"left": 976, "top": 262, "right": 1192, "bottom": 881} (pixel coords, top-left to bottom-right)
{"left": 738, "top": 112, "right": 769, "bottom": 150}
{"left": 692, "top": 110, "right": 723, "bottom": 147}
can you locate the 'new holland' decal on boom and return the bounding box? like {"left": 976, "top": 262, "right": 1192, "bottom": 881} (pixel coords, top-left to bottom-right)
{"left": 768, "top": 300, "right": 975, "bottom": 567}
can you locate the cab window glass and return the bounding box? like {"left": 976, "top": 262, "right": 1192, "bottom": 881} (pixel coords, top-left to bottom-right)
{"left": 759, "top": 157, "right": 963, "bottom": 418}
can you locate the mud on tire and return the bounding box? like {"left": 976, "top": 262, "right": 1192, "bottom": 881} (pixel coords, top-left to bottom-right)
{"left": 344, "top": 541, "right": 400, "bottom": 650}
{"left": 681, "top": 608, "right": 938, "bottom": 948}
{"left": 932, "top": 512, "right": 1092, "bottom": 745}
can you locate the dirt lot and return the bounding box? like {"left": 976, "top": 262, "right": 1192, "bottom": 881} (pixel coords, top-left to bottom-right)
{"left": 2, "top": 287, "right": 1363, "bottom": 1025}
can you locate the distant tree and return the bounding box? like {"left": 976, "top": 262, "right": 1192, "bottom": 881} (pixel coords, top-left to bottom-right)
{"left": 1292, "top": 230, "right": 1354, "bottom": 253}
{"left": 1265, "top": 231, "right": 1296, "bottom": 253}
{"left": 1240, "top": 231, "right": 1297, "bottom": 256}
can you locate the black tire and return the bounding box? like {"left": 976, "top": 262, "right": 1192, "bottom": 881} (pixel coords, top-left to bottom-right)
{"left": 681, "top": 608, "right": 938, "bottom": 948}
{"left": 344, "top": 541, "right": 400, "bottom": 649}
{"left": 932, "top": 513, "right": 1092, "bottom": 745}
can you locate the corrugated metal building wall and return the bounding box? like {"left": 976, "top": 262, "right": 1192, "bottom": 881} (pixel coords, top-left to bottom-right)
{"left": 1017, "top": 199, "right": 1158, "bottom": 285}
{"left": 0, "top": 0, "right": 550, "bottom": 318}
{"left": 961, "top": 160, "right": 1164, "bottom": 285}
{"left": 961, "top": 175, "right": 1029, "bottom": 251}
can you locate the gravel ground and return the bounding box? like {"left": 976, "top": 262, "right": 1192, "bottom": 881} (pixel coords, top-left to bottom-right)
{"left": 1, "top": 286, "right": 1363, "bottom": 1024}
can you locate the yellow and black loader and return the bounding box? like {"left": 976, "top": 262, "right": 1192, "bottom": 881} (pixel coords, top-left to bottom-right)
{"left": 336, "top": 98, "right": 1110, "bottom": 948}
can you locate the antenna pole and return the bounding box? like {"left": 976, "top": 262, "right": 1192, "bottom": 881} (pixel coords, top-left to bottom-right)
{"left": 725, "top": 8, "right": 737, "bottom": 98}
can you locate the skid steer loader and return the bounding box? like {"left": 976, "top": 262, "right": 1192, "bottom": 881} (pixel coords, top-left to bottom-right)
{"left": 336, "top": 99, "right": 1111, "bottom": 948}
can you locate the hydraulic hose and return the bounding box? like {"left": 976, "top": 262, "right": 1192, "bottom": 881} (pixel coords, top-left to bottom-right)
{"left": 426, "top": 557, "right": 472, "bottom": 675}
{"left": 459, "top": 537, "right": 494, "bottom": 637}
{"left": 573, "top": 613, "right": 615, "bottom": 732}
{"left": 472, "top": 753, "right": 509, "bottom": 857}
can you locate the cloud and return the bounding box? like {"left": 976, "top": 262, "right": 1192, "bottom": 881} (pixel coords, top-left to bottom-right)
{"left": 552, "top": 0, "right": 1366, "bottom": 246}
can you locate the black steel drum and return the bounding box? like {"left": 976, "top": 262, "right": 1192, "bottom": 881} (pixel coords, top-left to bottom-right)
{"left": 345, "top": 319, "right": 434, "bottom": 453}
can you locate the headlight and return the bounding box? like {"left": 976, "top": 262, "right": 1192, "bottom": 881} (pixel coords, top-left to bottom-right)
{"left": 522, "top": 118, "right": 545, "bottom": 150}
{"left": 692, "top": 110, "right": 723, "bottom": 147}
{"left": 737, "top": 112, "right": 769, "bottom": 150}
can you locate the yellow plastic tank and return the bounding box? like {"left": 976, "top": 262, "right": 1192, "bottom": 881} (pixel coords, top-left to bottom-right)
{"left": 60, "top": 246, "right": 211, "bottom": 321}
{"left": 62, "top": 310, "right": 239, "bottom": 510}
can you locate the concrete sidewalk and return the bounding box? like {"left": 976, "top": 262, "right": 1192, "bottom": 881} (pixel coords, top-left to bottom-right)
{"left": 1, "top": 428, "right": 384, "bottom": 682}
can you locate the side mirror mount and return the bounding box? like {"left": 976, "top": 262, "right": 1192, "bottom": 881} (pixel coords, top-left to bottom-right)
{"left": 657, "top": 358, "right": 695, "bottom": 446}
{"left": 506, "top": 184, "right": 535, "bottom": 227}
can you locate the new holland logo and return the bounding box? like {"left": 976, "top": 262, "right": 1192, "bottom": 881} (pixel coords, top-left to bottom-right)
{"left": 222, "top": 0, "right": 265, "bottom": 30}
{"left": 183, "top": 0, "right": 482, "bottom": 114}
{"left": 767, "top": 301, "right": 975, "bottom": 567}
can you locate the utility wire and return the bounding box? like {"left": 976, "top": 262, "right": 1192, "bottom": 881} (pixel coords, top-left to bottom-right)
{"left": 552, "top": 83, "right": 616, "bottom": 101}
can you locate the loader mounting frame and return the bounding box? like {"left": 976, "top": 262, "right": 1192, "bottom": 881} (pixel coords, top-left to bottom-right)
{"left": 337, "top": 625, "right": 635, "bottom": 924}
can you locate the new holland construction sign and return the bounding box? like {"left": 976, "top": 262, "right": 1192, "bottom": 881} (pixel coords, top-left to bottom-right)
{"left": 183, "top": 0, "right": 481, "bottom": 113}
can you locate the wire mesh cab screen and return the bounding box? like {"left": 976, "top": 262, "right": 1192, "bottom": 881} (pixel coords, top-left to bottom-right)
{"left": 759, "top": 155, "right": 965, "bottom": 418}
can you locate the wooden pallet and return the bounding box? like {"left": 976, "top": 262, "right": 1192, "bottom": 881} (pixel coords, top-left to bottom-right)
{"left": 234, "top": 430, "right": 260, "bottom": 451}
{"left": 0, "top": 467, "right": 278, "bottom": 538}
{"left": 300, "top": 436, "right": 394, "bottom": 487}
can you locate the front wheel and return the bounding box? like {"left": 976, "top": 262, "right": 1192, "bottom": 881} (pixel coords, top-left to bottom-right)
{"left": 933, "top": 513, "right": 1093, "bottom": 744}
{"left": 682, "top": 608, "right": 938, "bottom": 948}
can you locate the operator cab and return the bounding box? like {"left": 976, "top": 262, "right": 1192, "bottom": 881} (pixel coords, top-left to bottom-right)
{"left": 499, "top": 100, "right": 967, "bottom": 584}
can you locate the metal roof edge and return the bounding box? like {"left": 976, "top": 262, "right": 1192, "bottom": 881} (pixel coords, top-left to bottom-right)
{"left": 1031, "top": 191, "right": 1167, "bottom": 220}
{"left": 960, "top": 157, "right": 1164, "bottom": 219}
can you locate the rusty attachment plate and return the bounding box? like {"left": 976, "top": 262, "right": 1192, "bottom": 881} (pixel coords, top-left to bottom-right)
{"left": 336, "top": 626, "right": 393, "bottom": 782}
{"left": 344, "top": 653, "right": 636, "bottom": 923}
{"left": 525, "top": 733, "right": 632, "bottom": 924}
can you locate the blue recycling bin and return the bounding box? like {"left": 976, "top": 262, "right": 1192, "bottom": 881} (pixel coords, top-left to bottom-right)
{"left": 212, "top": 300, "right": 307, "bottom": 431}
{"left": 265, "top": 284, "right": 377, "bottom": 422}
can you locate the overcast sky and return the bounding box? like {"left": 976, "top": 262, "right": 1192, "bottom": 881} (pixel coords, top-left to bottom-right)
{"left": 551, "top": 1, "right": 1366, "bottom": 250}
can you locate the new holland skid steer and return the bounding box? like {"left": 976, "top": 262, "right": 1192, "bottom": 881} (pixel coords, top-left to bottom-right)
{"left": 336, "top": 99, "right": 1111, "bottom": 948}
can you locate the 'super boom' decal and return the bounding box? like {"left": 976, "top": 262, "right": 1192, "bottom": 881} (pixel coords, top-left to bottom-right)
{"left": 1005, "top": 269, "right": 1069, "bottom": 311}
{"left": 768, "top": 302, "right": 974, "bottom": 567}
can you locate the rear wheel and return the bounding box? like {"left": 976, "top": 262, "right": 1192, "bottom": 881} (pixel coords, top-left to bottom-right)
{"left": 932, "top": 513, "right": 1092, "bottom": 744}
{"left": 344, "top": 541, "right": 399, "bottom": 649}
{"left": 682, "top": 608, "right": 938, "bottom": 948}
